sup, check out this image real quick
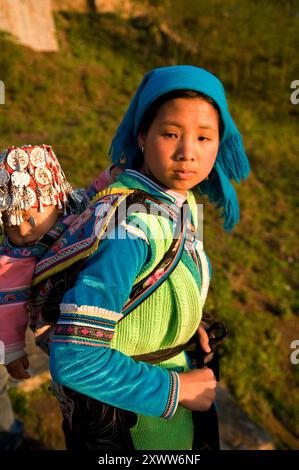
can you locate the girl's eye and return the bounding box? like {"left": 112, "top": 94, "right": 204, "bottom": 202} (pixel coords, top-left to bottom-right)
{"left": 198, "top": 136, "right": 209, "bottom": 142}
{"left": 163, "top": 132, "right": 177, "bottom": 138}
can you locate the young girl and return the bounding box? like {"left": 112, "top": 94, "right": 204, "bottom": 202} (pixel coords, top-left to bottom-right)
{"left": 44, "top": 65, "right": 250, "bottom": 451}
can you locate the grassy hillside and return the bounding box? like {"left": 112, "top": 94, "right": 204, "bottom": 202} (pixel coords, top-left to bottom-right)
{"left": 0, "top": 0, "right": 298, "bottom": 449}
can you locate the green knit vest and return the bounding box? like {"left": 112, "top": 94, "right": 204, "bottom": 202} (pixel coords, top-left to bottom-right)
{"left": 109, "top": 176, "right": 205, "bottom": 450}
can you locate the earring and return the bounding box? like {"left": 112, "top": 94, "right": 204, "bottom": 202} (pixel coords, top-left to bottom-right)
{"left": 119, "top": 152, "right": 126, "bottom": 166}
{"left": 141, "top": 146, "right": 144, "bottom": 154}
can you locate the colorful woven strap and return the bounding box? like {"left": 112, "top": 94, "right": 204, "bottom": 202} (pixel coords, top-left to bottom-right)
{"left": 122, "top": 202, "right": 189, "bottom": 316}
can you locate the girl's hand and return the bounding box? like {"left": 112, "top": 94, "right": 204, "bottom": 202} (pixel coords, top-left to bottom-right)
{"left": 6, "top": 355, "right": 30, "bottom": 380}
{"left": 178, "top": 367, "right": 217, "bottom": 411}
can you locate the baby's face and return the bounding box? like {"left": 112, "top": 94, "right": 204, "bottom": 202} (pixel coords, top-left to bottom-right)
{"left": 3, "top": 205, "right": 60, "bottom": 246}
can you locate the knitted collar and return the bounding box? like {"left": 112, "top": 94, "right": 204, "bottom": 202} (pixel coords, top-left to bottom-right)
{"left": 124, "top": 169, "right": 186, "bottom": 208}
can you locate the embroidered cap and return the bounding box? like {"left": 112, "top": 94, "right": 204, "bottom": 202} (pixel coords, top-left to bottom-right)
{"left": 0, "top": 144, "right": 72, "bottom": 227}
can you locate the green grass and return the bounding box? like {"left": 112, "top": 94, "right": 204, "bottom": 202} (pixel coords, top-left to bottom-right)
{"left": 8, "top": 382, "right": 65, "bottom": 449}
{"left": 1, "top": 0, "right": 298, "bottom": 449}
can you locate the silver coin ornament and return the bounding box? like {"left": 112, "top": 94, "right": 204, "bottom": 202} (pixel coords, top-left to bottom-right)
{"left": 11, "top": 171, "right": 30, "bottom": 187}
{"left": 30, "top": 147, "right": 46, "bottom": 167}
{"left": 7, "top": 149, "right": 29, "bottom": 170}
{"left": 25, "top": 187, "right": 37, "bottom": 207}
{"left": 35, "top": 167, "right": 52, "bottom": 185}
{"left": 40, "top": 187, "right": 52, "bottom": 206}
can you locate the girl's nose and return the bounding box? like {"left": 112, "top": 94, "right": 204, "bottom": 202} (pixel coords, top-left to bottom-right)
{"left": 174, "top": 139, "right": 195, "bottom": 161}
{"left": 174, "top": 153, "right": 195, "bottom": 162}
{"left": 174, "top": 149, "right": 195, "bottom": 162}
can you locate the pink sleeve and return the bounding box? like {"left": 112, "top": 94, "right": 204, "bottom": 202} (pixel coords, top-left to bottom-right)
{"left": 88, "top": 167, "right": 113, "bottom": 193}
{"left": 0, "top": 255, "right": 35, "bottom": 363}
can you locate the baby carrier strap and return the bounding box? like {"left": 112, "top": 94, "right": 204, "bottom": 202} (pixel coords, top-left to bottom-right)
{"left": 31, "top": 189, "right": 189, "bottom": 326}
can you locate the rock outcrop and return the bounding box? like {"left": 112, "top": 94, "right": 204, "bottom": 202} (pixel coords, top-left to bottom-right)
{"left": 0, "top": 0, "right": 142, "bottom": 51}
{"left": 0, "top": 0, "right": 58, "bottom": 51}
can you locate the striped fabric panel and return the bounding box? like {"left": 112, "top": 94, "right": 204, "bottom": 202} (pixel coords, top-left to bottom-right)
{"left": 0, "top": 286, "right": 30, "bottom": 304}
{"left": 52, "top": 321, "right": 115, "bottom": 347}
{"left": 161, "top": 371, "right": 180, "bottom": 420}
{"left": 51, "top": 304, "right": 123, "bottom": 347}
{"left": 57, "top": 313, "right": 116, "bottom": 329}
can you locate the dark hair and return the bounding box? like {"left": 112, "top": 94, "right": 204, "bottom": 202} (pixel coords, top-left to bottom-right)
{"left": 139, "top": 89, "right": 223, "bottom": 137}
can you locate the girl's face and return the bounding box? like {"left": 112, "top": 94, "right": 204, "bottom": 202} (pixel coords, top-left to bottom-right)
{"left": 139, "top": 97, "right": 220, "bottom": 194}
{"left": 3, "top": 205, "right": 60, "bottom": 247}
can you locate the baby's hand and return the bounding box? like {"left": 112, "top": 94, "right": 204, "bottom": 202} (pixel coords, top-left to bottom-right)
{"left": 6, "top": 355, "right": 30, "bottom": 380}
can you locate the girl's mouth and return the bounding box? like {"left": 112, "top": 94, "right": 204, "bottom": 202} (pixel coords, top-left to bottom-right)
{"left": 173, "top": 170, "right": 196, "bottom": 180}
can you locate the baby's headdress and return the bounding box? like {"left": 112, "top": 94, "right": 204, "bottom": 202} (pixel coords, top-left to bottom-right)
{"left": 0, "top": 144, "right": 72, "bottom": 229}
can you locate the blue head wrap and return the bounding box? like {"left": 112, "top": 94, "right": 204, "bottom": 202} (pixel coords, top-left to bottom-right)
{"left": 109, "top": 65, "right": 250, "bottom": 232}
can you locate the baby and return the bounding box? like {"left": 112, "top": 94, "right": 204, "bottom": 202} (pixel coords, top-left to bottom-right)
{"left": 0, "top": 144, "right": 116, "bottom": 380}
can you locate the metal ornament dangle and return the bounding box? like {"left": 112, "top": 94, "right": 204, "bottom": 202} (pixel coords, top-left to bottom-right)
{"left": 0, "top": 168, "right": 9, "bottom": 186}
{"left": 0, "top": 189, "right": 9, "bottom": 211}
{"left": 35, "top": 186, "right": 44, "bottom": 213}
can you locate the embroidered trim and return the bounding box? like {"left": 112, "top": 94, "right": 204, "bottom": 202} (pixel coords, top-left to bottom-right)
{"left": 53, "top": 323, "right": 114, "bottom": 345}
{"left": 0, "top": 290, "right": 30, "bottom": 304}
{"left": 32, "top": 192, "right": 131, "bottom": 285}
{"left": 161, "top": 371, "right": 179, "bottom": 419}
{"left": 51, "top": 338, "right": 110, "bottom": 347}
{"left": 60, "top": 303, "right": 123, "bottom": 321}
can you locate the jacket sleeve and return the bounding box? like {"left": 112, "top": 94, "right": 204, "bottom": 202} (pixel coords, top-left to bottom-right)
{"left": 50, "top": 224, "right": 179, "bottom": 419}
{"left": 0, "top": 254, "right": 35, "bottom": 365}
